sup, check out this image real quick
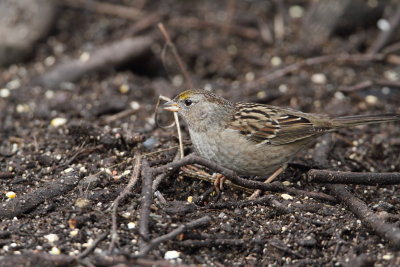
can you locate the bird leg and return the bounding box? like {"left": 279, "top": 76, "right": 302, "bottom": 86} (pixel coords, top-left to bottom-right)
{"left": 212, "top": 173, "right": 226, "bottom": 194}
{"left": 248, "top": 165, "right": 287, "bottom": 199}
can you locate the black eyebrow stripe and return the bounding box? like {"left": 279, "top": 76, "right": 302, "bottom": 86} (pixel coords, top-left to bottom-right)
{"left": 238, "top": 115, "right": 261, "bottom": 120}
{"left": 242, "top": 109, "right": 271, "bottom": 117}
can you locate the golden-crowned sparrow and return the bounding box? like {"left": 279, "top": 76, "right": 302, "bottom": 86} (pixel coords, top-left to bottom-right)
{"left": 163, "top": 89, "right": 399, "bottom": 176}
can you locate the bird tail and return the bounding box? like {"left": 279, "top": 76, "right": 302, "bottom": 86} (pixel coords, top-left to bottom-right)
{"left": 331, "top": 114, "right": 400, "bottom": 128}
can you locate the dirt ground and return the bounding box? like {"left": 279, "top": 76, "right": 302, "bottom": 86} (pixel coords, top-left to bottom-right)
{"left": 1, "top": 1, "right": 400, "bottom": 266}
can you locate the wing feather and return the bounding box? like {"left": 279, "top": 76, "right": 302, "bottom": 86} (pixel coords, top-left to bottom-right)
{"left": 228, "top": 103, "right": 331, "bottom": 145}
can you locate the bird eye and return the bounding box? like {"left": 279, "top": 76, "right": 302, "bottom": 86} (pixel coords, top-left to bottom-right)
{"left": 184, "top": 99, "right": 193, "bottom": 107}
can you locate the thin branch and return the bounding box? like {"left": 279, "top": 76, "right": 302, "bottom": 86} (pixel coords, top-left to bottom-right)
{"left": 307, "top": 170, "right": 400, "bottom": 185}
{"left": 109, "top": 155, "right": 142, "bottom": 252}
{"left": 137, "top": 215, "right": 212, "bottom": 256}
{"left": 368, "top": 5, "right": 400, "bottom": 54}
{"left": 152, "top": 154, "right": 336, "bottom": 202}
{"left": 139, "top": 161, "right": 154, "bottom": 249}
{"left": 77, "top": 231, "right": 109, "bottom": 259}
{"left": 245, "top": 53, "right": 386, "bottom": 90}
{"left": 158, "top": 23, "right": 193, "bottom": 89}
{"left": 327, "top": 184, "right": 400, "bottom": 249}
{"left": 62, "top": 0, "right": 143, "bottom": 20}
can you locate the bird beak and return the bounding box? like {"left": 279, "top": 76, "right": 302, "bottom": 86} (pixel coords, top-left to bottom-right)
{"left": 162, "top": 101, "right": 180, "bottom": 112}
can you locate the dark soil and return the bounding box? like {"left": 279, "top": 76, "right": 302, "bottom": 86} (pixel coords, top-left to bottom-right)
{"left": 1, "top": 1, "right": 400, "bottom": 266}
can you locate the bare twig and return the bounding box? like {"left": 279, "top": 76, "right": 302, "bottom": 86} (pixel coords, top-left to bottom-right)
{"left": 152, "top": 154, "right": 336, "bottom": 202}
{"left": 139, "top": 161, "right": 154, "bottom": 249}
{"left": 341, "top": 79, "right": 400, "bottom": 92}
{"left": 169, "top": 17, "right": 259, "bottom": 40}
{"left": 38, "top": 36, "right": 153, "bottom": 87}
{"left": 308, "top": 170, "right": 400, "bottom": 185}
{"left": 109, "top": 155, "right": 142, "bottom": 252}
{"left": 368, "top": 5, "right": 400, "bottom": 54}
{"left": 327, "top": 184, "right": 400, "bottom": 249}
{"left": 102, "top": 109, "right": 138, "bottom": 124}
{"left": 0, "top": 170, "right": 80, "bottom": 219}
{"left": 158, "top": 23, "right": 193, "bottom": 89}
{"left": 77, "top": 231, "right": 109, "bottom": 259}
{"left": 62, "top": 0, "right": 143, "bottom": 20}
{"left": 223, "top": 0, "right": 236, "bottom": 36}
{"left": 245, "top": 53, "right": 386, "bottom": 90}
{"left": 137, "top": 215, "right": 212, "bottom": 256}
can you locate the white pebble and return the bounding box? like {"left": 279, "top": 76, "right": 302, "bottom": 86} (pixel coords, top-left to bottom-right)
{"left": 16, "top": 104, "right": 30, "bottom": 113}
{"left": 382, "top": 254, "right": 393, "bottom": 260}
{"left": 281, "top": 193, "right": 294, "bottom": 200}
{"left": 365, "top": 95, "right": 378, "bottom": 104}
{"left": 44, "top": 234, "right": 59, "bottom": 243}
{"left": 311, "top": 73, "right": 327, "bottom": 84}
{"left": 130, "top": 101, "right": 140, "bottom": 110}
{"left": 377, "top": 19, "right": 390, "bottom": 31}
{"left": 70, "top": 229, "right": 79, "bottom": 237}
{"left": 0, "top": 88, "right": 10, "bottom": 98}
{"left": 270, "top": 56, "right": 282, "bottom": 66}
{"left": 80, "top": 52, "right": 90, "bottom": 62}
{"left": 289, "top": 5, "right": 304, "bottom": 18}
{"left": 127, "top": 222, "right": 136, "bottom": 229}
{"left": 164, "top": 250, "right": 180, "bottom": 260}
{"left": 51, "top": 117, "right": 67, "bottom": 127}
{"left": 49, "top": 247, "right": 61, "bottom": 255}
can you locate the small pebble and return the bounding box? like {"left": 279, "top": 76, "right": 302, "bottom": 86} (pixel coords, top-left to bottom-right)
{"left": 270, "top": 56, "right": 282, "bottom": 66}
{"left": 70, "top": 229, "right": 79, "bottom": 237}
{"left": 377, "top": 19, "right": 390, "bottom": 31}
{"left": 281, "top": 193, "right": 294, "bottom": 200}
{"left": 6, "top": 191, "right": 16, "bottom": 199}
{"left": 80, "top": 52, "right": 90, "bottom": 62}
{"left": 127, "top": 222, "right": 136, "bottom": 229}
{"left": 289, "top": 5, "right": 304, "bottom": 18}
{"left": 164, "top": 250, "right": 180, "bottom": 260}
{"left": 130, "top": 101, "right": 140, "bottom": 110}
{"left": 0, "top": 88, "right": 10, "bottom": 98}
{"left": 49, "top": 247, "right": 61, "bottom": 255}
{"left": 51, "top": 117, "right": 67, "bottom": 127}
{"left": 119, "top": 84, "right": 130, "bottom": 94}
{"left": 143, "top": 137, "right": 157, "bottom": 150}
{"left": 382, "top": 254, "right": 393, "bottom": 260}
{"left": 44, "top": 234, "right": 59, "bottom": 243}
{"left": 365, "top": 95, "right": 378, "bottom": 104}
{"left": 311, "top": 73, "right": 327, "bottom": 84}
{"left": 16, "top": 104, "right": 30, "bottom": 113}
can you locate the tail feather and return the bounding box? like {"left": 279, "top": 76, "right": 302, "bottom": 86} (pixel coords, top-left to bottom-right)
{"left": 332, "top": 114, "right": 400, "bottom": 128}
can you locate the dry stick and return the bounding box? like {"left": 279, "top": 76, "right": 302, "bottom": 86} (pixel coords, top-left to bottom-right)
{"left": 341, "top": 79, "right": 400, "bottom": 92}
{"left": 0, "top": 170, "right": 80, "bottom": 219}
{"left": 223, "top": 0, "right": 236, "bottom": 36}
{"left": 102, "top": 109, "right": 138, "bottom": 124}
{"left": 170, "top": 17, "right": 259, "bottom": 39}
{"left": 109, "top": 155, "right": 142, "bottom": 252}
{"left": 38, "top": 36, "right": 153, "bottom": 87}
{"left": 78, "top": 231, "right": 109, "bottom": 260}
{"left": 156, "top": 95, "right": 185, "bottom": 159}
{"left": 126, "top": 13, "right": 163, "bottom": 36}
{"left": 326, "top": 184, "right": 400, "bottom": 249}
{"left": 139, "top": 161, "right": 154, "bottom": 249}
{"left": 307, "top": 170, "right": 400, "bottom": 185}
{"left": 158, "top": 23, "right": 194, "bottom": 89}
{"left": 368, "top": 5, "right": 400, "bottom": 54}
{"left": 62, "top": 0, "right": 143, "bottom": 20}
{"left": 137, "top": 215, "right": 212, "bottom": 256}
{"left": 245, "top": 53, "right": 385, "bottom": 90}
{"left": 152, "top": 154, "right": 336, "bottom": 202}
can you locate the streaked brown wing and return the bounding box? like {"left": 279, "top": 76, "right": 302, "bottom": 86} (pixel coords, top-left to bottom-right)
{"left": 229, "top": 103, "right": 329, "bottom": 145}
